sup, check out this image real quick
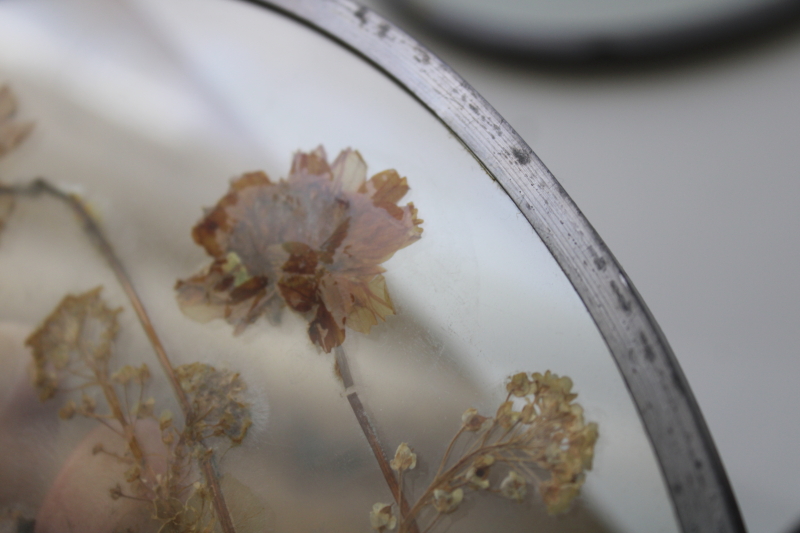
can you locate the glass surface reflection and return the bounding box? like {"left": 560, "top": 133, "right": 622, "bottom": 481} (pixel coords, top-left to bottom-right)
{"left": 0, "top": 0, "right": 680, "bottom": 532}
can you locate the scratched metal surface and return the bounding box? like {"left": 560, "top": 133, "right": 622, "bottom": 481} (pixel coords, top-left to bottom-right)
{"left": 232, "top": 1, "right": 747, "bottom": 532}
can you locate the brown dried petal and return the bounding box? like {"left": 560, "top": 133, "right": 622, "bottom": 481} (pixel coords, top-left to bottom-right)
{"left": 330, "top": 148, "right": 366, "bottom": 192}
{"left": 278, "top": 274, "right": 318, "bottom": 313}
{"left": 318, "top": 273, "right": 394, "bottom": 336}
{"left": 281, "top": 241, "right": 319, "bottom": 274}
{"left": 290, "top": 145, "right": 331, "bottom": 179}
{"left": 307, "top": 303, "right": 346, "bottom": 354}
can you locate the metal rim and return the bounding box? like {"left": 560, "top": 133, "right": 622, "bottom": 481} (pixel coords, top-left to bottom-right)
{"left": 232, "top": 0, "right": 747, "bottom": 531}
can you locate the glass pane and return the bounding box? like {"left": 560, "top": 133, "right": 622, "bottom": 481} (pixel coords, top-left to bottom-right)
{"left": 0, "top": 0, "right": 680, "bottom": 532}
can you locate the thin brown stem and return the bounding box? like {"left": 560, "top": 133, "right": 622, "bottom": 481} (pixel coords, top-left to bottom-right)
{"left": 0, "top": 179, "right": 237, "bottom": 533}
{"left": 434, "top": 427, "right": 465, "bottom": 479}
{"left": 346, "top": 391, "right": 420, "bottom": 533}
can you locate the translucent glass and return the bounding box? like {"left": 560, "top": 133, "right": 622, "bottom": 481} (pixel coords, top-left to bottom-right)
{"left": 0, "top": 0, "right": 680, "bottom": 532}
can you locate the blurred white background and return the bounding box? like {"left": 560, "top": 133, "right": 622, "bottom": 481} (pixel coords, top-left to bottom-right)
{"left": 357, "top": 2, "right": 800, "bottom": 532}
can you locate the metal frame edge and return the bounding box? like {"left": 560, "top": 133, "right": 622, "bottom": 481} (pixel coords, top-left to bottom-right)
{"left": 234, "top": 1, "right": 747, "bottom": 531}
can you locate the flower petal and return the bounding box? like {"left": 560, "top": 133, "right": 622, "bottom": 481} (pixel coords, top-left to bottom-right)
{"left": 330, "top": 148, "right": 367, "bottom": 192}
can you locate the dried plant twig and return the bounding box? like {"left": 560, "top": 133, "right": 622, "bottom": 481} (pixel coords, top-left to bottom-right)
{"left": 0, "top": 179, "right": 239, "bottom": 533}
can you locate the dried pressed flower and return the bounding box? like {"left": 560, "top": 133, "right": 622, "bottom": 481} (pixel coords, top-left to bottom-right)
{"left": 461, "top": 407, "right": 490, "bottom": 431}
{"left": 175, "top": 146, "right": 423, "bottom": 352}
{"left": 391, "top": 371, "right": 598, "bottom": 532}
{"left": 431, "top": 488, "right": 463, "bottom": 514}
{"left": 495, "top": 401, "right": 521, "bottom": 429}
{"left": 539, "top": 478, "right": 583, "bottom": 515}
{"left": 520, "top": 402, "right": 537, "bottom": 424}
{"left": 176, "top": 362, "right": 252, "bottom": 445}
{"left": 506, "top": 372, "right": 534, "bottom": 397}
{"left": 500, "top": 470, "right": 527, "bottom": 502}
{"left": 26, "top": 287, "right": 121, "bottom": 400}
{"left": 390, "top": 442, "right": 417, "bottom": 472}
{"left": 369, "top": 503, "right": 397, "bottom": 531}
{"left": 463, "top": 455, "right": 494, "bottom": 490}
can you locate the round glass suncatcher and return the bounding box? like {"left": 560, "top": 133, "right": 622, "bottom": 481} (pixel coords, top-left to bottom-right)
{"left": 0, "top": 0, "right": 742, "bottom": 532}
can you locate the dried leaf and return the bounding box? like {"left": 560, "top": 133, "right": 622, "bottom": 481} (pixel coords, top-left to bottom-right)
{"left": 26, "top": 287, "right": 121, "bottom": 400}
{"left": 0, "top": 85, "right": 34, "bottom": 159}
{"left": 176, "top": 146, "right": 423, "bottom": 352}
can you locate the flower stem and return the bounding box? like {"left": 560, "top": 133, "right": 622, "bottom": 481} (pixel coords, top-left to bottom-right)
{"left": 335, "top": 345, "right": 419, "bottom": 533}
{"left": 0, "top": 178, "right": 237, "bottom": 533}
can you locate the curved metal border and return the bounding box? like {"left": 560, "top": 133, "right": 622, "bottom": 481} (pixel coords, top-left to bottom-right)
{"left": 234, "top": 1, "right": 747, "bottom": 531}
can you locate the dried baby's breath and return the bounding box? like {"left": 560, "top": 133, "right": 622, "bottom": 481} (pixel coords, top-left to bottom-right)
{"left": 386, "top": 371, "right": 598, "bottom": 533}
{"left": 176, "top": 362, "right": 252, "bottom": 446}
{"left": 390, "top": 443, "right": 417, "bottom": 472}
{"left": 26, "top": 288, "right": 254, "bottom": 533}
{"left": 500, "top": 470, "right": 527, "bottom": 502}
{"left": 431, "top": 488, "right": 463, "bottom": 514}
{"left": 370, "top": 503, "right": 397, "bottom": 532}
{"left": 461, "top": 407, "right": 489, "bottom": 431}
